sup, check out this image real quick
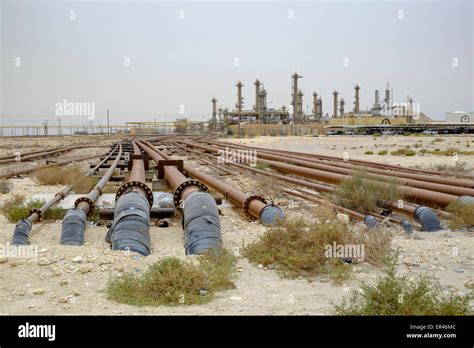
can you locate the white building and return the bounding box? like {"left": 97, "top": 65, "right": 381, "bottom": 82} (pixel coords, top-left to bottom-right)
{"left": 445, "top": 111, "right": 473, "bottom": 123}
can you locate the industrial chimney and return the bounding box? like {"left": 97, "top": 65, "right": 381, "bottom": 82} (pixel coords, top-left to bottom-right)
{"left": 258, "top": 88, "right": 267, "bottom": 123}
{"left": 374, "top": 90, "right": 380, "bottom": 108}
{"left": 385, "top": 82, "right": 391, "bottom": 116}
{"left": 235, "top": 81, "right": 244, "bottom": 113}
{"left": 354, "top": 84, "right": 360, "bottom": 113}
{"left": 333, "top": 90, "right": 339, "bottom": 118}
{"left": 291, "top": 72, "right": 303, "bottom": 122}
{"left": 254, "top": 79, "right": 261, "bottom": 113}
{"left": 297, "top": 90, "right": 304, "bottom": 122}
{"left": 317, "top": 96, "right": 323, "bottom": 119}
{"left": 211, "top": 98, "right": 217, "bottom": 127}
{"left": 339, "top": 98, "right": 345, "bottom": 117}
{"left": 312, "top": 92, "right": 318, "bottom": 116}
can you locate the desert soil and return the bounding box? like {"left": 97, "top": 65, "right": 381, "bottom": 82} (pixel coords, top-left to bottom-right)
{"left": 0, "top": 135, "right": 472, "bottom": 315}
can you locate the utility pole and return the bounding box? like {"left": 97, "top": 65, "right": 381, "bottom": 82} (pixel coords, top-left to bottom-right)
{"left": 107, "top": 109, "right": 110, "bottom": 136}
{"left": 57, "top": 117, "right": 62, "bottom": 136}
{"left": 44, "top": 120, "right": 48, "bottom": 137}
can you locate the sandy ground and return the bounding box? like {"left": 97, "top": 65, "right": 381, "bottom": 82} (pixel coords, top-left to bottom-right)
{"left": 224, "top": 134, "right": 474, "bottom": 172}
{"left": 0, "top": 135, "right": 472, "bottom": 315}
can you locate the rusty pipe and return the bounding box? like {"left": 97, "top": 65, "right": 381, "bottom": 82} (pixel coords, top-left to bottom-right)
{"left": 180, "top": 139, "right": 474, "bottom": 196}
{"left": 203, "top": 138, "right": 471, "bottom": 178}
{"left": 12, "top": 143, "right": 119, "bottom": 245}
{"left": 177, "top": 139, "right": 459, "bottom": 208}
{"left": 203, "top": 140, "right": 474, "bottom": 189}
{"left": 139, "top": 140, "right": 284, "bottom": 224}
{"left": 136, "top": 140, "right": 223, "bottom": 255}
{"left": 75, "top": 143, "right": 123, "bottom": 215}
{"left": 106, "top": 140, "right": 153, "bottom": 255}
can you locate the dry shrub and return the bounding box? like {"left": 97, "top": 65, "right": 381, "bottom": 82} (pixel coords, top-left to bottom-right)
{"left": 34, "top": 164, "right": 97, "bottom": 193}
{"left": 348, "top": 225, "right": 394, "bottom": 266}
{"left": 335, "top": 252, "right": 471, "bottom": 315}
{"left": 1, "top": 195, "right": 65, "bottom": 222}
{"left": 446, "top": 201, "right": 474, "bottom": 229}
{"left": 333, "top": 170, "right": 402, "bottom": 213}
{"left": 244, "top": 215, "right": 394, "bottom": 280}
{"left": 433, "top": 162, "right": 470, "bottom": 176}
{"left": 244, "top": 218, "right": 351, "bottom": 278}
{"left": 106, "top": 250, "right": 236, "bottom": 306}
{"left": 390, "top": 148, "right": 417, "bottom": 156}
{"left": 313, "top": 203, "right": 337, "bottom": 222}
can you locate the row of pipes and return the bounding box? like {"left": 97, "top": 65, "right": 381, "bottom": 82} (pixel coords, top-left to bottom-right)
{"left": 104, "top": 139, "right": 284, "bottom": 256}
{"left": 12, "top": 133, "right": 470, "bottom": 256}
{"left": 158, "top": 136, "right": 474, "bottom": 232}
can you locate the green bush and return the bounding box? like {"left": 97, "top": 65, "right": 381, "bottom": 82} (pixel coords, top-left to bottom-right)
{"left": 106, "top": 251, "right": 236, "bottom": 306}
{"left": 1, "top": 196, "right": 65, "bottom": 222}
{"left": 335, "top": 253, "right": 471, "bottom": 315}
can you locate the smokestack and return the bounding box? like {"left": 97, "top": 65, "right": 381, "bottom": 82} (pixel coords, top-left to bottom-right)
{"left": 339, "top": 98, "right": 345, "bottom": 117}
{"left": 312, "top": 92, "right": 318, "bottom": 115}
{"left": 385, "top": 82, "right": 390, "bottom": 116}
{"left": 297, "top": 90, "right": 304, "bottom": 123}
{"left": 211, "top": 98, "right": 217, "bottom": 125}
{"left": 259, "top": 89, "right": 267, "bottom": 110}
{"left": 333, "top": 90, "right": 338, "bottom": 118}
{"left": 254, "top": 79, "right": 261, "bottom": 113}
{"left": 317, "top": 96, "right": 323, "bottom": 118}
{"left": 258, "top": 88, "right": 267, "bottom": 123}
{"left": 374, "top": 90, "right": 380, "bottom": 108}
{"left": 291, "top": 72, "right": 303, "bottom": 121}
{"left": 354, "top": 84, "right": 360, "bottom": 113}
{"left": 235, "top": 81, "right": 244, "bottom": 113}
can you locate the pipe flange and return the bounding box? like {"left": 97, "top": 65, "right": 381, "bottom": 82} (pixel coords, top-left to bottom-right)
{"left": 29, "top": 208, "right": 42, "bottom": 222}
{"left": 243, "top": 194, "right": 268, "bottom": 219}
{"left": 55, "top": 192, "right": 66, "bottom": 200}
{"left": 173, "top": 179, "right": 209, "bottom": 210}
{"left": 74, "top": 197, "right": 95, "bottom": 217}
{"left": 116, "top": 181, "right": 154, "bottom": 208}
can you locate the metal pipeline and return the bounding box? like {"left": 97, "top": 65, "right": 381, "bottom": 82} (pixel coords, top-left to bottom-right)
{"left": 171, "top": 142, "right": 444, "bottom": 231}
{"left": 61, "top": 143, "right": 123, "bottom": 245}
{"left": 140, "top": 140, "right": 285, "bottom": 225}
{"left": 108, "top": 140, "right": 153, "bottom": 256}
{"left": 0, "top": 147, "right": 74, "bottom": 165}
{"left": 177, "top": 140, "right": 459, "bottom": 208}
{"left": 201, "top": 138, "right": 473, "bottom": 179}
{"left": 0, "top": 153, "right": 104, "bottom": 180}
{"left": 136, "top": 140, "right": 222, "bottom": 255}
{"left": 11, "top": 144, "right": 119, "bottom": 245}
{"left": 202, "top": 140, "right": 474, "bottom": 190}
{"left": 179, "top": 139, "right": 474, "bottom": 196}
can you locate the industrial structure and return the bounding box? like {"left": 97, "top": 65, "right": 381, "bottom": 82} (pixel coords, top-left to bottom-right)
{"left": 209, "top": 71, "right": 436, "bottom": 133}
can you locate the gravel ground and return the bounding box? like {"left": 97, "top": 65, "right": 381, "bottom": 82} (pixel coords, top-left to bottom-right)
{"left": 0, "top": 135, "right": 472, "bottom": 315}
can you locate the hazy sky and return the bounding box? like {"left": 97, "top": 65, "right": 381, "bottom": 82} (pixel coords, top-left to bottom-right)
{"left": 1, "top": 0, "right": 473, "bottom": 126}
